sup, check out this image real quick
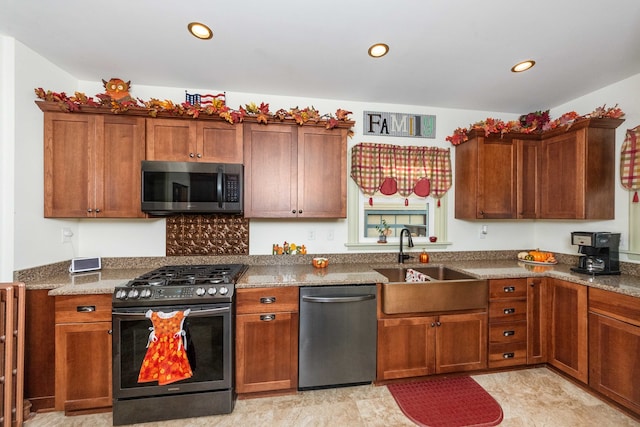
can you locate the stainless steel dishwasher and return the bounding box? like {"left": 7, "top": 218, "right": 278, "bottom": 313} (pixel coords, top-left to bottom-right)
{"left": 298, "top": 284, "right": 377, "bottom": 390}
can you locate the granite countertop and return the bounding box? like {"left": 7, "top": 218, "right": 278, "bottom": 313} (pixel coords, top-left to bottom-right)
{"left": 22, "top": 260, "right": 640, "bottom": 299}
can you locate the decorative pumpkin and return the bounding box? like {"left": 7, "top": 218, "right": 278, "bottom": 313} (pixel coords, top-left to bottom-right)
{"left": 528, "top": 249, "right": 554, "bottom": 262}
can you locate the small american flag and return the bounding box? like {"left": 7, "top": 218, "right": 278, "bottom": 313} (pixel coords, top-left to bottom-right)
{"left": 185, "top": 91, "right": 226, "bottom": 106}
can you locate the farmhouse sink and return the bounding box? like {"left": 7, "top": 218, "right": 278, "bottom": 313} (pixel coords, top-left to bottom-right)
{"left": 374, "top": 266, "right": 488, "bottom": 314}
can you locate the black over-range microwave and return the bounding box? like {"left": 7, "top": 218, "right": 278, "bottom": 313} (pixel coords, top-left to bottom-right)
{"left": 141, "top": 161, "right": 243, "bottom": 215}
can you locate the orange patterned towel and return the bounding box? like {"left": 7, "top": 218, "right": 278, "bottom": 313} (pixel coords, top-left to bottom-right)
{"left": 621, "top": 126, "right": 640, "bottom": 202}
{"left": 137, "top": 309, "right": 193, "bottom": 386}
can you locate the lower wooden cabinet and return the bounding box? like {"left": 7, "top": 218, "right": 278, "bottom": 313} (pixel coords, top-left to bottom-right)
{"left": 25, "top": 289, "right": 55, "bottom": 412}
{"left": 54, "top": 294, "right": 112, "bottom": 414}
{"left": 526, "top": 277, "right": 548, "bottom": 364}
{"left": 377, "top": 311, "right": 487, "bottom": 381}
{"left": 488, "top": 279, "right": 528, "bottom": 368}
{"left": 235, "top": 287, "right": 299, "bottom": 395}
{"left": 548, "top": 279, "right": 588, "bottom": 383}
{"left": 589, "top": 288, "right": 640, "bottom": 414}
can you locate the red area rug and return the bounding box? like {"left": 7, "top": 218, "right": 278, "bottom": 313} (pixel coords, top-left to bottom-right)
{"left": 387, "top": 376, "right": 503, "bottom": 427}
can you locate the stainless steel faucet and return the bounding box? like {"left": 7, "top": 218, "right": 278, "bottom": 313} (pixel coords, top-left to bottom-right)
{"left": 398, "top": 228, "right": 414, "bottom": 263}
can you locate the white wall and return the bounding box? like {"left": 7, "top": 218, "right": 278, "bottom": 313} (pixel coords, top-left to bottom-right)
{"left": 4, "top": 40, "right": 639, "bottom": 272}
{"left": 0, "top": 36, "right": 15, "bottom": 281}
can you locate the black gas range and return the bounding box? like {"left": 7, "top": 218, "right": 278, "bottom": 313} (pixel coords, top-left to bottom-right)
{"left": 112, "top": 263, "right": 246, "bottom": 307}
{"left": 111, "top": 264, "right": 246, "bottom": 425}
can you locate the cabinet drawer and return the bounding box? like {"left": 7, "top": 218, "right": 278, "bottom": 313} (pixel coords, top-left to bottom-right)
{"left": 488, "top": 341, "right": 527, "bottom": 368}
{"left": 489, "top": 299, "right": 527, "bottom": 322}
{"left": 55, "top": 294, "right": 112, "bottom": 323}
{"left": 489, "top": 279, "right": 527, "bottom": 299}
{"left": 236, "top": 287, "right": 299, "bottom": 314}
{"left": 589, "top": 287, "right": 640, "bottom": 327}
{"left": 489, "top": 321, "right": 527, "bottom": 344}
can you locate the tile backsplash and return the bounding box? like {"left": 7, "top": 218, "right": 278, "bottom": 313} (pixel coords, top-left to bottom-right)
{"left": 166, "top": 214, "right": 249, "bottom": 256}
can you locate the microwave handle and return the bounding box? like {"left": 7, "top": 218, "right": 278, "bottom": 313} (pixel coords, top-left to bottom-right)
{"left": 217, "top": 166, "right": 224, "bottom": 208}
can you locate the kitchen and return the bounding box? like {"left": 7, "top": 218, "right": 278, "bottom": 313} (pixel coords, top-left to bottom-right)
{"left": 2, "top": 1, "right": 640, "bottom": 426}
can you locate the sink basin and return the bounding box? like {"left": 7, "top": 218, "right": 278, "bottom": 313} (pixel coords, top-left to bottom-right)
{"left": 374, "top": 266, "right": 488, "bottom": 314}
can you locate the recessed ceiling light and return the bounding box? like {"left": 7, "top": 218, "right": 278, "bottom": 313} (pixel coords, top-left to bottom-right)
{"left": 368, "top": 43, "right": 389, "bottom": 58}
{"left": 511, "top": 60, "right": 536, "bottom": 73}
{"left": 188, "top": 22, "right": 213, "bottom": 40}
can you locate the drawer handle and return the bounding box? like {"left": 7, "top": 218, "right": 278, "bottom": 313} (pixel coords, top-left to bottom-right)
{"left": 503, "top": 286, "right": 516, "bottom": 293}
{"left": 77, "top": 305, "right": 96, "bottom": 312}
{"left": 260, "top": 297, "right": 276, "bottom": 304}
{"left": 503, "top": 308, "right": 515, "bottom": 314}
{"left": 503, "top": 330, "right": 515, "bottom": 336}
{"left": 260, "top": 314, "right": 276, "bottom": 322}
{"left": 503, "top": 352, "right": 515, "bottom": 359}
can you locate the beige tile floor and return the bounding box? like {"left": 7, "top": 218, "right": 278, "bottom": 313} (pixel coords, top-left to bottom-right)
{"left": 24, "top": 367, "right": 639, "bottom": 427}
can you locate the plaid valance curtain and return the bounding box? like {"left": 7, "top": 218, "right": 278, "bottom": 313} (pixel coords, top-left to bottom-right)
{"left": 350, "top": 142, "right": 452, "bottom": 201}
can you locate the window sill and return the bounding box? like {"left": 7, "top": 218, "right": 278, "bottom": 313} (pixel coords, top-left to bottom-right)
{"left": 345, "top": 242, "right": 452, "bottom": 251}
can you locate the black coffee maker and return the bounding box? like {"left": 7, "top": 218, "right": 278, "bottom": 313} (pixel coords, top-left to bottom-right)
{"left": 570, "top": 231, "right": 620, "bottom": 275}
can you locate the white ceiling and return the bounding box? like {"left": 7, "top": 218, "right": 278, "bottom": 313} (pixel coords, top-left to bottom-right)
{"left": 1, "top": 0, "right": 639, "bottom": 114}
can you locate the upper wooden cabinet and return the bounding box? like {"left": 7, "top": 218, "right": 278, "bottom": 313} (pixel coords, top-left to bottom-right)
{"left": 539, "top": 120, "right": 620, "bottom": 219}
{"left": 454, "top": 118, "right": 623, "bottom": 220}
{"left": 44, "top": 112, "right": 146, "bottom": 218}
{"left": 146, "top": 118, "right": 243, "bottom": 163}
{"left": 455, "top": 134, "right": 537, "bottom": 219}
{"left": 243, "top": 123, "right": 348, "bottom": 218}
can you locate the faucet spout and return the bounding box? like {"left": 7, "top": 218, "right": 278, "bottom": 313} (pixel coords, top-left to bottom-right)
{"left": 398, "top": 228, "right": 414, "bottom": 263}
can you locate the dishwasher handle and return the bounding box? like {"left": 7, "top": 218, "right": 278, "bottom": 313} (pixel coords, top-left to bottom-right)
{"left": 302, "top": 294, "right": 375, "bottom": 303}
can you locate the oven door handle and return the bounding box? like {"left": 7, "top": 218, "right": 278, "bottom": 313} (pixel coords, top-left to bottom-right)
{"left": 112, "top": 306, "right": 230, "bottom": 319}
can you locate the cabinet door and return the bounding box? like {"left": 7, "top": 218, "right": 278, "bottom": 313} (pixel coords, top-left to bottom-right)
{"left": 25, "top": 290, "right": 55, "bottom": 411}
{"left": 97, "top": 115, "right": 146, "bottom": 217}
{"left": 197, "top": 121, "right": 243, "bottom": 163}
{"left": 297, "top": 127, "right": 347, "bottom": 218}
{"left": 435, "top": 312, "right": 487, "bottom": 373}
{"left": 539, "top": 130, "right": 584, "bottom": 218}
{"left": 476, "top": 137, "right": 517, "bottom": 219}
{"left": 527, "top": 277, "right": 547, "bottom": 364}
{"left": 235, "top": 312, "right": 298, "bottom": 394}
{"left": 55, "top": 321, "right": 112, "bottom": 414}
{"left": 589, "top": 312, "right": 640, "bottom": 413}
{"left": 243, "top": 123, "right": 298, "bottom": 217}
{"left": 146, "top": 118, "right": 197, "bottom": 161}
{"left": 44, "top": 113, "right": 95, "bottom": 217}
{"left": 548, "top": 279, "right": 588, "bottom": 383}
{"left": 377, "top": 317, "right": 435, "bottom": 380}
{"left": 516, "top": 139, "right": 539, "bottom": 218}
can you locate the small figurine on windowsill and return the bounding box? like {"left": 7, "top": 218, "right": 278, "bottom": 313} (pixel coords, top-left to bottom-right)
{"left": 376, "top": 219, "right": 392, "bottom": 243}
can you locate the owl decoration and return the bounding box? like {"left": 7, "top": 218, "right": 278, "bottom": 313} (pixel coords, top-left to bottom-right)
{"left": 102, "top": 78, "right": 132, "bottom": 102}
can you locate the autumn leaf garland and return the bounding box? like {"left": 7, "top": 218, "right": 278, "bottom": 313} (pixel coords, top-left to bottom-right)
{"left": 446, "top": 105, "right": 625, "bottom": 146}
{"left": 34, "top": 88, "right": 353, "bottom": 131}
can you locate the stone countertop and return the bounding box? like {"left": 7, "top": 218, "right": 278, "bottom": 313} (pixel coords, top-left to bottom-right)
{"left": 21, "top": 260, "right": 640, "bottom": 299}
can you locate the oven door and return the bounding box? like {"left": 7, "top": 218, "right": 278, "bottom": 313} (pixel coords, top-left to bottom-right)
{"left": 112, "top": 304, "right": 232, "bottom": 399}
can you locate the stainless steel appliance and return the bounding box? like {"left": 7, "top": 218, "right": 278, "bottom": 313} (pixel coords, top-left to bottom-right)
{"left": 111, "top": 264, "right": 246, "bottom": 426}
{"left": 570, "top": 231, "right": 621, "bottom": 275}
{"left": 141, "top": 161, "right": 243, "bottom": 215}
{"left": 298, "top": 285, "right": 377, "bottom": 390}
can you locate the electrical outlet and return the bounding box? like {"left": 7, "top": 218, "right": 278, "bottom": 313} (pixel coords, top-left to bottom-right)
{"left": 62, "top": 227, "right": 73, "bottom": 243}
{"left": 308, "top": 230, "right": 316, "bottom": 240}
{"left": 326, "top": 230, "right": 334, "bottom": 241}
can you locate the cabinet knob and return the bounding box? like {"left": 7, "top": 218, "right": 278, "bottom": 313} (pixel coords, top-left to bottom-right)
{"left": 95, "top": 208, "right": 101, "bottom": 213}
{"left": 189, "top": 153, "right": 195, "bottom": 158}
{"left": 292, "top": 210, "right": 296, "bottom": 214}
{"left": 298, "top": 210, "right": 303, "bottom": 214}
{"left": 108, "top": 329, "right": 113, "bottom": 335}
{"left": 503, "top": 308, "right": 516, "bottom": 314}
{"left": 436, "top": 321, "right": 441, "bottom": 327}
{"left": 503, "top": 352, "right": 515, "bottom": 359}
{"left": 503, "top": 330, "right": 515, "bottom": 336}
{"left": 87, "top": 208, "right": 93, "bottom": 213}
{"left": 197, "top": 153, "right": 202, "bottom": 158}
{"left": 503, "top": 286, "right": 516, "bottom": 293}
{"left": 431, "top": 322, "right": 436, "bottom": 327}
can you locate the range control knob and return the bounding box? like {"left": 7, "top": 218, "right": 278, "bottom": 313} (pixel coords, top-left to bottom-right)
{"left": 219, "top": 286, "right": 228, "bottom": 296}
{"left": 140, "top": 289, "right": 152, "bottom": 298}
{"left": 127, "top": 289, "right": 140, "bottom": 299}
{"left": 116, "top": 289, "right": 127, "bottom": 300}
{"left": 207, "top": 287, "right": 217, "bottom": 296}
{"left": 196, "top": 287, "right": 206, "bottom": 296}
